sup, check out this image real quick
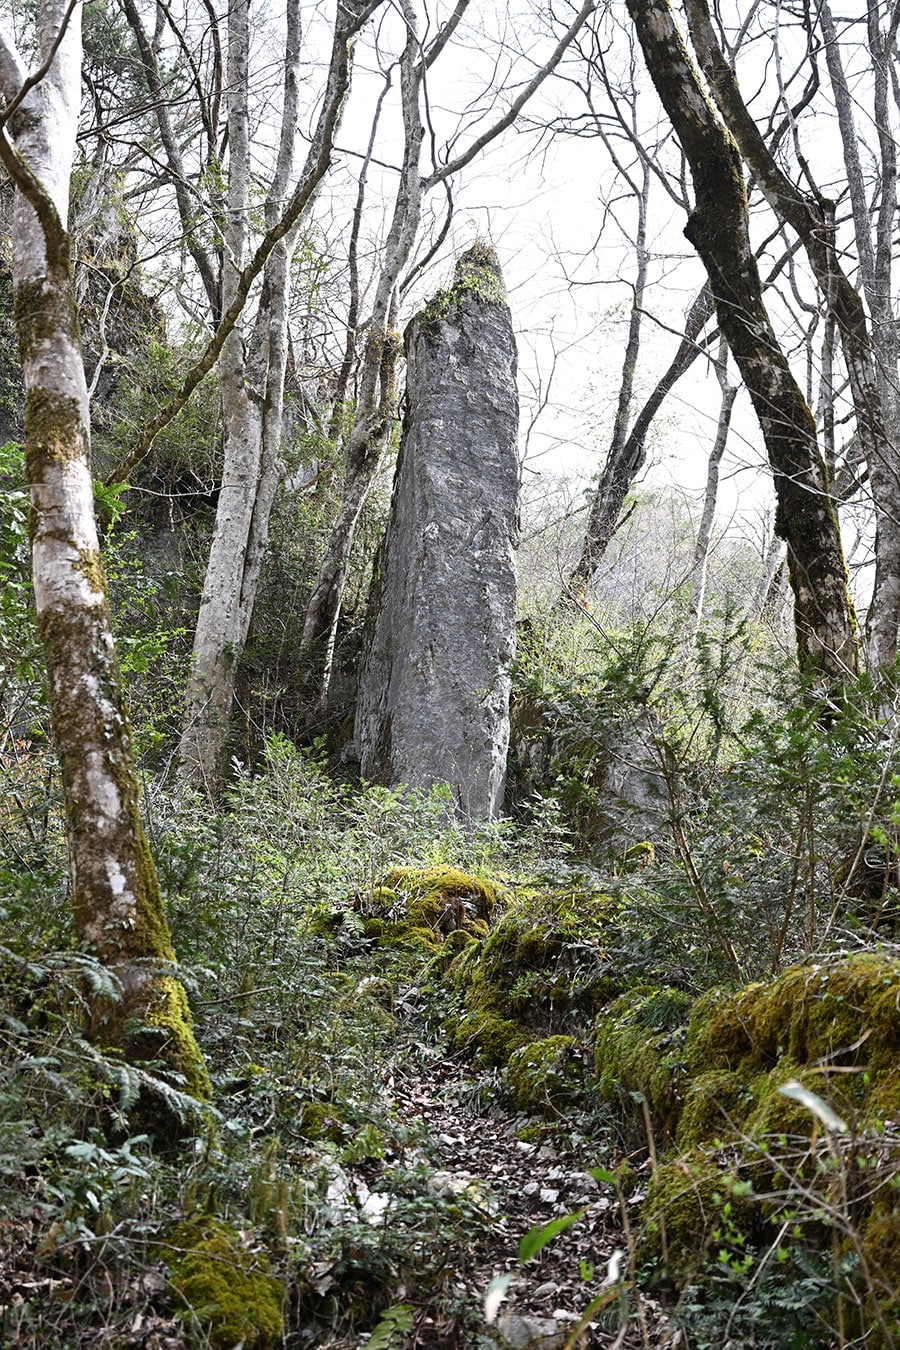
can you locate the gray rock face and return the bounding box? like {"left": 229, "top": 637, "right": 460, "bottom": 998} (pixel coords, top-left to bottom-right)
{"left": 355, "top": 244, "right": 519, "bottom": 820}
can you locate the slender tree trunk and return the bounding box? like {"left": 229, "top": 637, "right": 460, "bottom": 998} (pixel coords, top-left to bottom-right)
{"left": 175, "top": 0, "right": 357, "bottom": 789}
{"left": 301, "top": 0, "right": 424, "bottom": 701}
{"left": 566, "top": 283, "right": 713, "bottom": 593}
{"left": 177, "top": 0, "right": 261, "bottom": 790}
{"left": 568, "top": 159, "right": 651, "bottom": 591}
{"left": 819, "top": 0, "right": 900, "bottom": 669}
{"left": 691, "top": 341, "right": 737, "bottom": 631}
{"left": 0, "top": 1, "right": 208, "bottom": 1103}
{"left": 625, "top": 0, "right": 858, "bottom": 682}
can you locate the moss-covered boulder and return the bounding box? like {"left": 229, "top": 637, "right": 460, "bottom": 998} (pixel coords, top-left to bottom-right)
{"left": 686, "top": 953, "right": 900, "bottom": 1079}
{"left": 165, "top": 1216, "right": 284, "bottom": 1349}
{"left": 635, "top": 952, "right": 900, "bottom": 1306}
{"left": 504, "top": 1035, "right": 583, "bottom": 1114}
{"left": 594, "top": 986, "right": 692, "bottom": 1141}
{"left": 441, "top": 883, "right": 621, "bottom": 1068}
{"left": 636, "top": 1149, "right": 754, "bottom": 1285}
{"left": 381, "top": 866, "right": 502, "bottom": 930}
{"left": 448, "top": 886, "right": 619, "bottom": 1018}
{"left": 447, "top": 1009, "right": 531, "bottom": 1067}
{"left": 855, "top": 1208, "right": 900, "bottom": 1347}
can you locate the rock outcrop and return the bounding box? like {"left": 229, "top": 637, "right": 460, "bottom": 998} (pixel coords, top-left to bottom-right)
{"left": 355, "top": 243, "right": 519, "bottom": 820}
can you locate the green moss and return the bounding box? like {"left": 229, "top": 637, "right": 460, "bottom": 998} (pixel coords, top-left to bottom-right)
{"left": 446, "top": 885, "right": 621, "bottom": 1033}
{"left": 636, "top": 1150, "right": 752, "bottom": 1286}
{"left": 855, "top": 1209, "right": 900, "bottom": 1344}
{"left": 504, "top": 1035, "right": 581, "bottom": 1114}
{"left": 137, "top": 974, "right": 211, "bottom": 1100}
{"left": 24, "top": 386, "right": 86, "bottom": 473}
{"left": 649, "top": 955, "right": 900, "bottom": 1295}
{"left": 418, "top": 240, "right": 507, "bottom": 329}
{"left": 448, "top": 1010, "right": 530, "bottom": 1067}
{"left": 382, "top": 866, "right": 502, "bottom": 932}
{"left": 676, "top": 1069, "right": 752, "bottom": 1150}
{"left": 72, "top": 546, "right": 106, "bottom": 596}
{"left": 686, "top": 954, "right": 900, "bottom": 1080}
{"left": 594, "top": 987, "right": 690, "bottom": 1138}
{"left": 165, "top": 1217, "right": 284, "bottom": 1349}
{"left": 299, "top": 1101, "right": 347, "bottom": 1144}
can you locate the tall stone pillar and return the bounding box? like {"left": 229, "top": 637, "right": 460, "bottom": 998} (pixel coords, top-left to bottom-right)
{"left": 354, "top": 243, "right": 519, "bottom": 820}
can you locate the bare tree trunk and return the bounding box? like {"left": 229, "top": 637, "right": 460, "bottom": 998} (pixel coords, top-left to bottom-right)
{"left": 625, "top": 0, "right": 858, "bottom": 682}
{"left": 685, "top": 0, "right": 900, "bottom": 668}
{"left": 566, "top": 282, "right": 713, "bottom": 593}
{"left": 691, "top": 340, "right": 737, "bottom": 632}
{"left": 175, "top": 0, "right": 362, "bottom": 789}
{"left": 567, "top": 158, "right": 650, "bottom": 592}
{"left": 301, "top": 0, "right": 424, "bottom": 700}
{"left": 0, "top": 2, "right": 208, "bottom": 1104}
{"left": 819, "top": 0, "right": 900, "bottom": 669}
{"left": 176, "top": 0, "right": 263, "bottom": 790}
{"left": 754, "top": 534, "right": 788, "bottom": 618}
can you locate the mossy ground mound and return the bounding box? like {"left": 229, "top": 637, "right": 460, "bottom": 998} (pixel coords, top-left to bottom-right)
{"left": 504, "top": 1034, "right": 583, "bottom": 1114}
{"left": 683, "top": 952, "right": 900, "bottom": 1133}
{"left": 164, "top": 1216, "right": 284, "bottom": 1349}
{"left": 594, "top": 985, "right": 692, "bottom": 1141}
{"left": 440, "top": 883, "right": 620, "bottom": 1074}
{"left": 636, "top": 951, "right": 900, "bottom": 1329}
{"left": 351, "top": 867, "right": 501, "bottom": 954}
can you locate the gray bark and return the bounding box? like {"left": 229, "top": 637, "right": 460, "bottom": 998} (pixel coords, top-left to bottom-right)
{"left": 690, "top": 341, "right": 737, "bottom": 632}
{"left": 173, "top": 0, "right": 359, "bottom": 790}
{"left": 819, "top": 0, "right": 900, "bottom": 669}
{"left": 355, "top": 245, "right": 519, "bottom": 821}
{"left": 685, "top": 0, "right": 900, "bottom": 668}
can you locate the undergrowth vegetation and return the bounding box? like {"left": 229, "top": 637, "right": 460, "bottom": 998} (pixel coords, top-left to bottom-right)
{"left": 3, "top": 599, "right": 900, "bottom": 1345}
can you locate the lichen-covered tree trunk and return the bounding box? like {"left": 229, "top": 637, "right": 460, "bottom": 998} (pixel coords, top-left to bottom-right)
{"left": 0, "top": 2, "right": 208, "bottom": 1101}
{"left": 354, "top": 245, "right": 519, "bottom": 821}
{"left": 625, "top": 0, "right": 858, "bottom": 682}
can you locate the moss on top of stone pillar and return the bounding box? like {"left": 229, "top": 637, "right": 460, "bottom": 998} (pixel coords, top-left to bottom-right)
{"left": 418, "top": 240, "right": 507, "bottom": 330}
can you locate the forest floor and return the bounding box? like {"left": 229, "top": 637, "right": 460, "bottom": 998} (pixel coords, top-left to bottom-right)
{"left": 374, "top": 1054, "right": 677, "bottom": 1350}
{"left": 1, "top": 1048, "right": 676, "bottom": 1350}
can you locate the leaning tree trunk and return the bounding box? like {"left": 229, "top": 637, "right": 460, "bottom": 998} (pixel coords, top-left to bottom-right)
{"left": 684, "top": 0, "right": 898, "bottom": 669}
{"left": 690, "top": 340, "right": 738, "bottom": 632}
{"left": 566, "top": 283, "right": 713, "bottom": 594}
{"left": 625, "top": 0, "right": 858, "bottom": 682}
{"left": 0, "top": 1, "right": 208, "bottom": 1103}
{"left": 567, "top": 158, "right": 651, "bottom": 593}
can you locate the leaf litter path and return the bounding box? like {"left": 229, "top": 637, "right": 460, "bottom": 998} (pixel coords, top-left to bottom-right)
{"left": 347, "top": 1052, "right": 680, "bottom": 1349}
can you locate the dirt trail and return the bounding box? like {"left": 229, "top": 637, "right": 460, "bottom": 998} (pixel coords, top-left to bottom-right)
{"left": 377, "top": 1055, "right": 675, "bottom": 1349}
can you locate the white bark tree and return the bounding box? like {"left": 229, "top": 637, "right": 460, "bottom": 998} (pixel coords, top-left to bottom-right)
{"left": 117, "top": 0, "right": 379, "bottom": 790}
{"left": 0, "top": 0, "right": 208, "bottom": 1105}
